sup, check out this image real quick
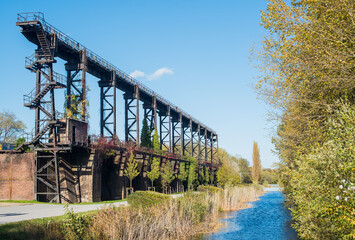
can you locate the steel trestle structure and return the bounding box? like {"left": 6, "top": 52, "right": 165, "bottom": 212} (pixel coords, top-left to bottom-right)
{"left": 16, "top": 12, "right": 219, "bottom": 202}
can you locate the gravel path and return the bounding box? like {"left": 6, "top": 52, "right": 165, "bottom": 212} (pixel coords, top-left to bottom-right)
{"left": 0, "top": 194, "right": 183, "bottom": 224}
{"left": 0, "top": 201, "right": 128, "bottom": 224}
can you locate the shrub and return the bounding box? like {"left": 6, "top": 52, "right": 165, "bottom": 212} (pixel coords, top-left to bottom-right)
{"left": 127, "top": 191, "right": 172, "bottom": 209}
{"left": 61, "top": 205, "right": 92, "bottom": 240}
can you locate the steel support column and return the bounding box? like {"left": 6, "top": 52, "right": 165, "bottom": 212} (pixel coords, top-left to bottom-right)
{"left": 171, "top": 114, "right": 181, "bottom": 154}
{"left": 159, "top": 106, "right": 171, "bottom": 151}
{"left": 124, "top": 85, "right": 139, "bottom": 144}
{"left": 182, "top": 120, "right": 191, "bottom": 157}
{"left": 204, "top": 129, "right": 208, "bottom": 161}
{"left": 99, "top": 71, "right": 116, "bottom": 138}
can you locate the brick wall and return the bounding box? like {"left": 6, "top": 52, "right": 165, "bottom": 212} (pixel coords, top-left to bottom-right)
{"left": 0, "top": 153, "right": 34, "bottom": 200}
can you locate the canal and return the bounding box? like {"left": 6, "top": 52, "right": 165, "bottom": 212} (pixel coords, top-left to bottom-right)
{"left": 205, "top": 187, "right": 299, "bottom": 240}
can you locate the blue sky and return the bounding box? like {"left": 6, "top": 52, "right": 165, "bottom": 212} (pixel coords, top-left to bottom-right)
{"left": 0, "top": 0, "right": 278, "bottom": 168}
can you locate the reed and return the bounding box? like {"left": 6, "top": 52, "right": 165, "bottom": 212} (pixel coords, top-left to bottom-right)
{"left": 86, "top": 185, "right": 263, "bottom": 239}
{"left": 1, "top": 185, "right": 263, "bottom": 240}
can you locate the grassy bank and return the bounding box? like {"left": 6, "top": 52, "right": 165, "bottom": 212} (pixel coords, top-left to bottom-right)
{"left": 0, "top": 185, "right": 263, "bottom": 240}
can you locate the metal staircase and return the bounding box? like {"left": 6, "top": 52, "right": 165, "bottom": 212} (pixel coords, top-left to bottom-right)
{"left": 34, "top": 23, "right": 53, "bottom": 59}
{"left": 19, "top": 16, "right": 64, "bottom": 202}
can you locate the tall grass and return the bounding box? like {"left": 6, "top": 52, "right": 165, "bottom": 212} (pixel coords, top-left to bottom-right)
{"left": 1, "top": 185, "right": 263, "bottom": 240}
{"left": 86, "top": 185, "right": 263, "bottom": 239}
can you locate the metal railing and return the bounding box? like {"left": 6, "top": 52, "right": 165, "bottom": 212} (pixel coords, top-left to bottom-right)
{"left": 17, "top": 12, "right": 216, "bottom": 134}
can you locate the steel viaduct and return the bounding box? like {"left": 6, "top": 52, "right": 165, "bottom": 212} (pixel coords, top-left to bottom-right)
{"left": 15, "top": 12, "right": 219, "bottom": 203}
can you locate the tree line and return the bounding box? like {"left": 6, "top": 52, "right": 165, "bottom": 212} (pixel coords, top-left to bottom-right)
{"left": 254, "top": 0, "right": 355, "bottom": 238}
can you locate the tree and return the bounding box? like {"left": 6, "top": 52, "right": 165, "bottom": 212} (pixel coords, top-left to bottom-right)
{"left": 147, "top": 158, "right": 160, "bottom": 189}
{"left": 0, "top": 111, "right": 25, "bottom": 143}
{"left": 124, "top": 152, "right": 140, "bottom": 189}
{"left": 152, "top": 130, "right": 160, "bottom": 152}
{"left": 204, "top": 167, "right": 210, "bottom": 184}
{"left": 140, "top": 117, "right": 151, "bottom": 147}
{"left": 177, "top": 162, "right": 188, "bottom": 190}
{"left": 252, "top": 142, "right": 262, "bottom": 183}
{"left": 216, "top": 161, "right": 240, "bottom": 188}
{"left": 237, "top": 158, "right": 252, "bottom": 183}
{"left": 147, "top": 130, "right": 161, "bottom": 189}
{"left": 187, "top": 157, "right": 198, "bottom": 190}
{"left": 254, "top": 0, "right": 355, "bottom": 237}
{"left": 161, "top": 161, "right": 175, "bottom": 192}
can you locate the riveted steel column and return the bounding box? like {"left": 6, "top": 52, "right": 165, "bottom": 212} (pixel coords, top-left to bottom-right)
{"left": 180, "top": 113, "right": 183, "bottom": 156}
{"left": 112, "top": 71, "right": 117, "bottom": 138}
{"left": 204, "top": 128, "right": 208, "bottom": 162}
{"left": 153, "top": 96, "right": 157, "bottom": 131}
{"left": 216, "top": 134, "right": 219, "bottom": 163}
{"left": 198, "top": 124, "right": 201, "bottom": 162}
{"left": 210, "top": 133, "right": 214, "bottom": 163}
{"left": 135, "top": 85, "right": 140, "bottom": 145}
{"left": 190, "top": 119, "right": 193, "bottom": 157}
{"left": 168, "top": 107, "right": 171, "bottom": 152}
{"left": 81, "top": 49, "right": 87, "bottom": 122}
{"left": 159, "top": 105, "right": 171, "bottom": 151}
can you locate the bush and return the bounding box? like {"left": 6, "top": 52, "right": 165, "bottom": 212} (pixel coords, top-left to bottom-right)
{"left": 197, "top": 185, "right": 223, "bottom": 193}
{"left": 127, "top": 191, "right": 172, "bottom": 209}
{"left": 61, "top": 205, "right": 92, "bottom": 240}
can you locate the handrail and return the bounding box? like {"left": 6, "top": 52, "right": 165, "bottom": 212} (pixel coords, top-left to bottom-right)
{"left": 17, "top": 12, "right": 216, "bottom": 134}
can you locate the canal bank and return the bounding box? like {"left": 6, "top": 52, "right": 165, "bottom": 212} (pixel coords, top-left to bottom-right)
{"left": 204, "top": 187, "right": 299, "bottom": 240}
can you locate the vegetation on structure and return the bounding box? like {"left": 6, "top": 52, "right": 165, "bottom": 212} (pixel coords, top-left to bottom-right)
{"left": 0, "top": 111, "right": 25, "bottom": 143}
{"left": 64, "top": 91, "right": 89, "bottom": 120}
{"left": 254, "top": 0, "right": 355, "bottom": 238}
{"left": 124, "top": 152, "right": 140, "bottom": 189}
{"left": 0, "top": 186, "right": 262, "bottom": 240}
{"left": 252, "top": 141, "right": 262, "bottom": 183}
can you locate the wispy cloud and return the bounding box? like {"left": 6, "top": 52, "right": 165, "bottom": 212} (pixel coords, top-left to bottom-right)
{"left": 130, "top": 70, "right": 145, "bottom": 78}
{"left": 147, "top": 67, "right": 174, "bottom": 80}
{"left": 129, "top": 67, "right": 174, "bottom": 81}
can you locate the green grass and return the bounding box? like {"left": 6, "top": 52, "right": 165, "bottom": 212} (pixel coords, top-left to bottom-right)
{"left": 0, "top": 210, "right": 99, "bottom": 240}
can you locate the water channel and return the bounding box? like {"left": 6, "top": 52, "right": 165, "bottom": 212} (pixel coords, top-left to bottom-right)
{"left": 204, "top": 187, "right": 299, "bottom": 240}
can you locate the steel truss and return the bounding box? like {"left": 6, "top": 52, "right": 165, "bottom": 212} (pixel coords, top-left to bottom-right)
{"left": 182, "top": 121, "right": 191, "bottom": 156}
{"left": 191, "top": 124, "right": 200, "bottom": 159}
{"left": 143, "top": 96, "right": 157, "bottom": 135}
{"left": 65, "top": 49, "right": 87, "bottom": 122}
{"left": 99, "top": 71, "right": 117, "bottom": 139}
{"left": 171, "top": 113, "right": 182, "bottom": 154}
{"left": 159, "top": 106, "right": 171, "bottom": 151}
{"left": 124, "top": 85, "right": 139, "bottom": 144}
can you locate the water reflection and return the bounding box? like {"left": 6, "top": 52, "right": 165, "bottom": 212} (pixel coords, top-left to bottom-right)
{"left": 205, "top": 188, "right": 299, "bottom": 240}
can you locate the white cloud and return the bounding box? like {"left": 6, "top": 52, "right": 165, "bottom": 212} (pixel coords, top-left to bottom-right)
{"left": 129, "top": 67, "right": 174, "bottom": 81}
{"left": 147, "top": 67, "right": 174, "bottom": 80}
{"left": 129, "top": 70, "right": 145, "bottom": 78}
